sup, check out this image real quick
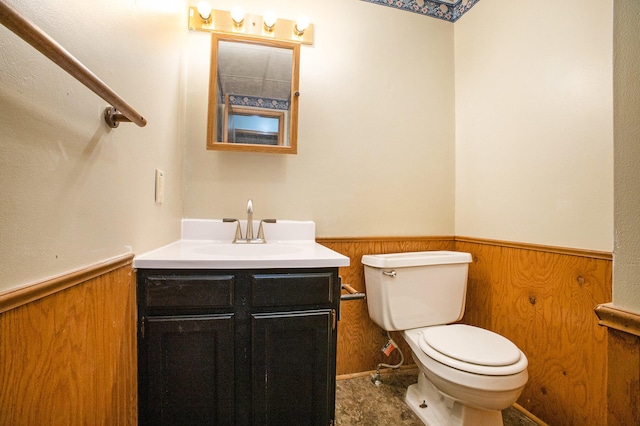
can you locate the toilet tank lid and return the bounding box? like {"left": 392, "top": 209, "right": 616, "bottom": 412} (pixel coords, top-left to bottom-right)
{"left": 361, "top": 251, "right": 472, "bottom": 268}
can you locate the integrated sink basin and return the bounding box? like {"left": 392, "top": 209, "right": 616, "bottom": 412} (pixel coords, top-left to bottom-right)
{"left": 133, "top": 219, "right": 350, "bottom": 269}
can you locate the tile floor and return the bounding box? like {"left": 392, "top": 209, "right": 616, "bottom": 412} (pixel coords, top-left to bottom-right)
{"left": 335, "top": 368, "right": 538, "bottom": 426}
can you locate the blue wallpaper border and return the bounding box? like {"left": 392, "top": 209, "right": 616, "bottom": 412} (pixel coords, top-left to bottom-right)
{"left": 360, "top": 0, "right": 480, "bottom": 23}
{"left": 228, "top": 95, "right": 289, "bottom": 111}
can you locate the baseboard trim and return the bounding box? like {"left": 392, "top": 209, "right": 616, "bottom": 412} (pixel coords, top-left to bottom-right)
{"left": 0, "top": 253, "right": 134, "bottom": 314}
{"left": 336, "top": 365, "right": 418, "bottom": 381}
{"left": 512, "top": 403, "right": 549, "bottom": 426}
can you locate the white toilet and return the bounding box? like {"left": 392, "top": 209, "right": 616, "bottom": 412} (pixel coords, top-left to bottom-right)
{"left": 362, "top": 251, "right": 528, "bottom": 426}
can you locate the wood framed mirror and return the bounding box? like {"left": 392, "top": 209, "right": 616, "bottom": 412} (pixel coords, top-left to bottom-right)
{"left": 207, "top": 33, "right": 300, "bottom": 154}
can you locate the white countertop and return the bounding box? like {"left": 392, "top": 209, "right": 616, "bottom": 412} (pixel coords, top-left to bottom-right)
{"left": 133, "top": 219, "right": 350, "bottom": 269}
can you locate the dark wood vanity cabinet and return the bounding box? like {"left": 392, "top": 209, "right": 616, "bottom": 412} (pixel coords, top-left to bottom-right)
{"left": 136, "top": 268, "right": 340, "bottom": 426}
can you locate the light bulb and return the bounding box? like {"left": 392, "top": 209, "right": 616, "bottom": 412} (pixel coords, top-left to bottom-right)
{"left": 263, "top": 10, "right": 277, "bottom": 31}
{"left": 294, "top": 16, "right": 309, "bottom": 35}
{"left": 231, "top": 6, "right": 245, "bottom": 25}
{"left": 196, "top": 1, "right": 211, "bottom": 21}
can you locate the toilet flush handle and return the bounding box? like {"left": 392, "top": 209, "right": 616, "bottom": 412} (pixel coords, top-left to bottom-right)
{"left": 383, "top": 270, "right": 396, "bottom": 277}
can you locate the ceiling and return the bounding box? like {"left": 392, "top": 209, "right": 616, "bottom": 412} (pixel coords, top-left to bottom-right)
{"left": 217, "top": 41, "right": 293, "bottom": 103}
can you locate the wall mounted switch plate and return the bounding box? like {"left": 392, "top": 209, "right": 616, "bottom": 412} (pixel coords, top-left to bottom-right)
{"left": 155, "top": 169, "right": 164, "bottom": 204}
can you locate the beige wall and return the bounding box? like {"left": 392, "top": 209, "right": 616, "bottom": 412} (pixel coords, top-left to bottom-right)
{"left": 454, "top": 0, "right": 614, "bottom": 252}
{"left": 183, "top": 0, "right": 456, "bottom": 238}
{"left": 1, "top": 0, "right": 618, "bottom": 294}
{"left": 0, "top": 0, "right": 186, "bottom": 292}
{"left": 613, "top": 0, "right": 640, "bottom": 311}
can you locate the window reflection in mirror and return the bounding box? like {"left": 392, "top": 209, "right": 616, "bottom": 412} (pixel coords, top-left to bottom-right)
{"left": 207, "top": 33, "right": 300, "bottom": 154}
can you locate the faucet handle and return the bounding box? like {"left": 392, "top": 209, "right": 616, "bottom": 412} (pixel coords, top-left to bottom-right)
{"left": 257, "top": 219, "right": 277, "bottom": 242}
{"left": 223, "top": 218, "right": 243, "bottom": 242}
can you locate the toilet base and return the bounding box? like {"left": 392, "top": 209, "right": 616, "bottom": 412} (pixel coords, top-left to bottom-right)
{"left": 405, "top": 371, "right": 504, "bottom": 426}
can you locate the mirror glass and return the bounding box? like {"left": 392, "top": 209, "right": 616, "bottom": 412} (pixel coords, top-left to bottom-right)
{"left": 207, "top": 33, "right": 300, "bottom": 154}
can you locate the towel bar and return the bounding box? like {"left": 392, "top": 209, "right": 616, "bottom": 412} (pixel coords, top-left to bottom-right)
{"left": 0, "top": 0, "right": 147, "bottom": 128}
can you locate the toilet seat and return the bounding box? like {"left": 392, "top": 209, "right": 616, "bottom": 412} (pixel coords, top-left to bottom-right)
{"left": 418, "top": 324, "right": 528, "bottom": 376}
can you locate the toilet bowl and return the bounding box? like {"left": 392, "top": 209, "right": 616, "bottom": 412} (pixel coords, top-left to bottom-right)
{"left": 403, "top": 326, "right": 528, "bottom": 425}
{"left": 361, "top": 251, "right": 529, "bottom": 426}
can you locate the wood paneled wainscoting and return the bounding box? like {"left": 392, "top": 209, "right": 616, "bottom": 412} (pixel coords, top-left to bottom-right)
{"left": 0, "top": 254, "right": 137, "bottom": 426}
{"left": 319, "top": 237, "right": 613, "bottom": 426}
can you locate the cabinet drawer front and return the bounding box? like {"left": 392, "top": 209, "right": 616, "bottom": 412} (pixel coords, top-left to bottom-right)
{"left": 252, "top": 272, "right": 334, "bottom": 307}
{"left": 145, "top": 275, "right": 234, "bottom": 309}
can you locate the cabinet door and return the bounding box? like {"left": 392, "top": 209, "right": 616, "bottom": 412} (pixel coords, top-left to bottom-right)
{"left": 252, "top": 310, "right": 335, "bottom": 426}
{"left": 140, "top": 315, "right": 235, "bottom": 426}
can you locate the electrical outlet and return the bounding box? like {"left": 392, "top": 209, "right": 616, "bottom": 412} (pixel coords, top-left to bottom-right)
{"left": 155, "top": 169, "right": 165, "bottom": 204}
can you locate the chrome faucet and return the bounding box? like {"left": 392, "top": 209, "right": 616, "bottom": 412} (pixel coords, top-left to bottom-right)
{"left": 226, "top": 199, "right": 276, "bottom": 243}
{"left": 246, "top": 199, "right": 254, "bottom": 240}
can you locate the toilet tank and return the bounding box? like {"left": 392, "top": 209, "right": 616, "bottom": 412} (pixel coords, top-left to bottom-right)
{"left": 361, "top": 251, "right": 473, "bottom": 331}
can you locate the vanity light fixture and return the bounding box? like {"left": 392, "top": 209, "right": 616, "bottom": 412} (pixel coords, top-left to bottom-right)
{"left": 263, "top": 10, "right": 277, "bottom": 31}
{"left": 187, "top": 6, "right": 314, "bottom": 45}
{"left": 196, "top": 1, "right": 211, "bottom": 23}
{"left": 294, "top": 16, "right": 309, "bottom": 36}
{"left": 230, "top": 6, "right": 245, "bottom": 26}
